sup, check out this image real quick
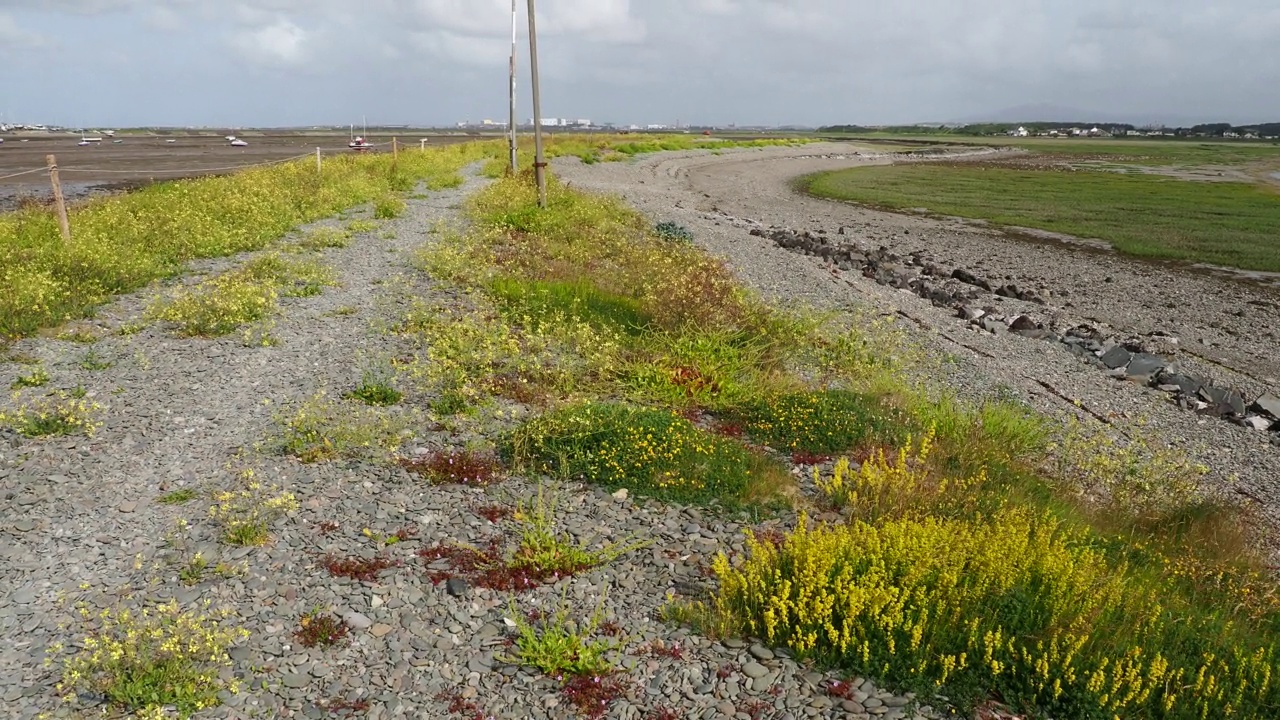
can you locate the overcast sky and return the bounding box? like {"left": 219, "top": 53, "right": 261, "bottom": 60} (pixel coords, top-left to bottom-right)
{"left": 2, "top": 1, "right": 1277, "bottom": 129}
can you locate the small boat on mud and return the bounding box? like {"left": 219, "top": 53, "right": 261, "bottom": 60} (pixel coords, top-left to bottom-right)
{"left": 348, "top": 117, "right": 372, "bottom": 151}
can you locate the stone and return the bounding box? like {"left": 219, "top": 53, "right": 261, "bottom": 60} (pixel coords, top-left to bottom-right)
{"left": 118, "top": 501, "right": 137, "bottom": 513}
{"left": 282, "top": 674, "right": 310, "bottom": 689}
{"left": 748, "top": 644, "right": 775, "bottom": 661}
{"left": 1250, "top": 393, "right": 1280, "bottom": 420}
{"left": 742, "top": 662, "right": 769, "bottom": 679}
{"left": 446, "top": 577, "right": 469, "bottom": 598}
{"left": 1125, "top": 353, "right": 1166, "bottom": 379}
{"left": 1008, "top": 315, "right": 1038, "bottom": 332}
{"left": 1199, "top": 386, "right": 1247, "bottom": 417}
{"left": 1160, "top": 372, "right": 1204, "bottom": 397}
{"left": 1244, "top": 416, "right": 1273, "bottom": 431}
{"left": 13, "top": 519, "right": 35, "bottom": 533}
{"left": 343, "top": 611, "right": 374, "bottom": 631}
{"left": 611, "top": 488, "right": 629, "bottom": 501}
{"left": 371, "top": 624, "right": 393, "bottom": 638}
{"left": 1100, "top": 345, "right": 1132, "bottom": 370}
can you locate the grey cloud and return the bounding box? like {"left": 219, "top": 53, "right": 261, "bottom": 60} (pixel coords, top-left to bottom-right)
{"left": 3, "top": 0, "right": 1277, "bottom": 127}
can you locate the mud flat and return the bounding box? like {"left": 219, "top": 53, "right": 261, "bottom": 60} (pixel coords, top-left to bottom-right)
{"left": 0, "top": 133, "right": 477, "bottom": 211}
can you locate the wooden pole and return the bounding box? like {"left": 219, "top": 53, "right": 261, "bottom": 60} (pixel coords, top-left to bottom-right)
{"left": 508, "top": 0, "right": 519, "bottom": 176}
{"left": 46, "top": 154, "right": 71, "bottom": 242}
{"left": 526, "top": 0, "right": 547, "bottom": 208}
{"left": 316, "top": 147, "right": 322, "bottom": 173}
{"left": 392, "top": 137, "right": 398, "bottom": 161}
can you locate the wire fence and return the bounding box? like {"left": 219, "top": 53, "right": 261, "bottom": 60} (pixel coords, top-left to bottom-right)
{"left": 0, "top": 140, "right": 405, "bottom": 182}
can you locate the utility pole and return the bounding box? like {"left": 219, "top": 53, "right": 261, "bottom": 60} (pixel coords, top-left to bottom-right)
{"left": 508, "top": 0, "right": 519, "bottom": 176}
{"left": 526, "top": 0, "right": 547, "bottom": 208}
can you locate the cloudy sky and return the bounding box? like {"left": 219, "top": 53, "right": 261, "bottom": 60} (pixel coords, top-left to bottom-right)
{"left": 2, "top": 0, "right": 1277, "bottom": 129}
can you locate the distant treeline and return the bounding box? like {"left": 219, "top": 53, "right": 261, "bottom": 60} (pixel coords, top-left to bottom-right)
{"left": 819, "top": 122, "right": 1280, "bottom": 138}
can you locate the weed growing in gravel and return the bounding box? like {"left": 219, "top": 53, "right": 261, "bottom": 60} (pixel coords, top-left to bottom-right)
{"left": 207, "top": 469, "right": 299, "bottom": 546}
{"left": 145, "top": 270, "right": 277, "bottom": 337}
{"left": 503, "top": 402, "right": 792, "bottom": 506}
{"left": 175, "top": 552, "right": 243, "bottom": 586}
{"left": 653, "top": 221, "right": 694, "bottom": 243}
{"left": 346, "top": 219, "right": 379, "bottom": 234}
{"left": 502, "top": 594, "right": 618, "bottom": 677}
{"left": 374, "top": 195, "right": 406, "bottom": 219}
{"left": 420, "top": 482, "right": 644, "bottom": 591}
{"left": 240, "top": 253, "right": 335, "bottom": 298}
{"left": 79, "top": 348, "right": 113, "bottom": 371}
{"left": 47, "top": 598, "right": 249, "bottom": 717}
{"left": 1050, "top": 416, "right": 1206, "bottom": 516}
{"left": 296, "top": 226, "right": 351, "bottom": 251}
{"left": 55, "top": 328, "right": 99, "bottom": 343}
{"left": 116, "top": 320, "right": 147, "bottom": 336}
{"left": 0, "top": 390, "right": 103, "bottom": 437}
{"left": 277, "top": 391, "right": 412, "bottom": 463}
{"left": 509, "top": 481, "right": 649, "bottom": 575}
{"left": 179, "top": 553, "right": 209, "bottom": 585}
{"left": 475, "top": 504, "right": 512, "bottom": 523}
{"left": 434, "top": 688, "right": 491, "bottom": 719}
{"left": 10, "top": 365, "right": 49, "bottom": 388}
{"left": 400, "top": 449, "right": 504, "bottom": 486}
{"left": 363, "top": 525, "right": 418, "bottom": 546}
{"left": 295, "top": 609, "right": 350, "bottom": 648}
{"left": 322, "top": 553, "right": 401, "bottom": 582}
{"left": 145, "top": 253, "right": 334, "bottom": 337}
{"left": 346, "top": 362, "right": 402, "bottom": 406}
{"left": 501, "top": 591, "right": 629, "bottom": 719}
{"left": 720, "top": 390, "right": 907, "bottom": 455}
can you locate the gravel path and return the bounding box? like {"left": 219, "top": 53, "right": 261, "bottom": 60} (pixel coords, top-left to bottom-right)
{"left": 1, "top": 166, "right": 931, "bottom": 719}
{"left": 554, "top": 142, "right": 1280, "bottom": 549}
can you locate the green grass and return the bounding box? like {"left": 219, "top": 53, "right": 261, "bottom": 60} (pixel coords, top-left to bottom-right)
{"left": 719, "top": 390, "right": 909, "bottom": 455}
{"left": 488, "top": 276, "right": 654, "bottom": 337}
{"left": 825, "top": 134, "right": 1280, "bottom": 165}
{"left": 802, "top": 163, "right": 1280, "bottom": 272}
{"left": 502, "top": 402, "right": 792, "bottom": 506}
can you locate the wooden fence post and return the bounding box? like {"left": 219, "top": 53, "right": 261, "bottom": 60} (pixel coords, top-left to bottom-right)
{"left": 316, "top": 147, "right": 322, "bottom": 173}
{"left": 392, "top": 137, "right": 399, "bottom": 161}
{"left": 46, "top": 154, "right": 71, "bottom": 242}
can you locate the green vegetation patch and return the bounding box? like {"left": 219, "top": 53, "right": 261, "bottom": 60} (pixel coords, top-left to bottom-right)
{"left": 503, "top": 402, "right": 791, "bottom": 506}
{"left": 145, "top": 253, "right": 333, "bottom": 337}
{"left": 0, "top": 143, "right": 494, "bottom": 340}
{"left": 489, "top": 276, "right": 654, "bottom": 337}
{"left": 719, "top": 390, "right": 906, "bottom": 455}
{"left": 802, "top": 163, "right": 1280, "bottom": 272}
{"left": 48, "top": 599, "right": 249, "bottom": 717}
{"left": 708, "top": 507, "right": 1280, "bottom": 719}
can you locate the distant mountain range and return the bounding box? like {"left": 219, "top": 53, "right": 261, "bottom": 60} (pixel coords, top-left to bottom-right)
{"left": 946, "top": 104, "right": 1243, "bottom": 128}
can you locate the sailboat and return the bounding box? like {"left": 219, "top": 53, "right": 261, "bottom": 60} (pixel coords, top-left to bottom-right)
{"left": 348, "top": 116, "right": 371, "bottom": 151}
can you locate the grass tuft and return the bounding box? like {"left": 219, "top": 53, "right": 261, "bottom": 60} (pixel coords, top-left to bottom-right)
{"left": 503, "top": 401, "right": 793, "bottom": 507}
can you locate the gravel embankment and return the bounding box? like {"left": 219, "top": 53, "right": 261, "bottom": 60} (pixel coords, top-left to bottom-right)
{"left": 1, "top": 167, "right": 931, "bottom": 719}
{"left": 555, "top": 142, "right": 1280, "bottom": 548}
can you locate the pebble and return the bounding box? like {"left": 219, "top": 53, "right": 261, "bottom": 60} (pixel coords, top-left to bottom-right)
{"left": 0, "top": 162, "right": 942, "bottom": 720}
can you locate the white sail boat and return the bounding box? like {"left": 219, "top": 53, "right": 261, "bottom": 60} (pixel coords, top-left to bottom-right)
{"left": 348, "top": 115, "right": 371, "bottom": 151}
